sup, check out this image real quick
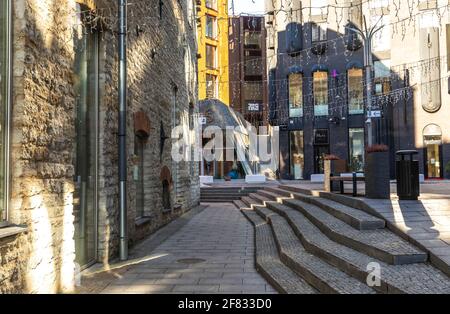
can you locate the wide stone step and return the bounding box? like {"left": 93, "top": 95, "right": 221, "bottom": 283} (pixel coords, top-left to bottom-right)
{"left": 241, "top": 196, "right": 265, "bottom": 208}
{"left": 241, "top": 209, "right": 317, "bottom": 294}
{"left": 253, "top": 205, "right": 375, "bottom": 294}
{"left": 264, "top": 202, "right": 450, "bottom": 293}
{"left": 269, "top": 187, "right": 385, "bottom": 230}
{"left": 233, "top": 199, "right": 248, "bottom": 209}
{"left": 257, "top": 189, "right": 288, "bottom": 201}
{"left": 248, "top": 193, "right": 272, "bottom": 204}
{"left": 281, "top": 198, "right": 427, "bottom": 265}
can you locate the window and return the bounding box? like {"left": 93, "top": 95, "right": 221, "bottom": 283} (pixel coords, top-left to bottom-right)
{"left": 347, "top": 68, "right": 364, "bottom": 114}
{"left": 73, "top": 4, "right": 100, "bottom": 266}
{"left": 290, "top": 131, "right": 304, "bottom": 179}
{"left": 206, "top": 44, "right": 217, "bottom": 69}
{"left": 313, "top": 71, "right": 328, "bottom": 116}
{"left": 349, "top": 129, "right": 365, "bottom": 172}
{"left": 206, "top": 74, "right": 217, "bottom": 98}
{"left": 206, "top": 15, "right": 217, "bottom": 39}
{"left": 244, "top": 31, "right": 261, "bottom": 49}
{"left": 312, "top": 22, "right": 327, "bottom": 42}
{"left": 288, "top": 73, "right": 303, "bottom": 118}
{"left": 205, "top": 0, "right": 217, "bottom": 11}
{"left": 374, "top": 60, "right": 391, "bottom": 95}
{"left": 0, "top": 0, "right": 10, "bottom": 223}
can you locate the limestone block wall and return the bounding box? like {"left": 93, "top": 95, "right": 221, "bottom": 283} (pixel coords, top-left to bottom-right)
{"left": 0, "top": 0, "right": 199, "bottom": 293}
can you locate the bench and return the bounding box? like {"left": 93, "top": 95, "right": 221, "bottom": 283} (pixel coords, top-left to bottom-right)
{"left": 330, "top": 173, "right": 365, "bottom": 196}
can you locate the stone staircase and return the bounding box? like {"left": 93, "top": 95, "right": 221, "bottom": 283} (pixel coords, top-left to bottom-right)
{"left": 200, "top": 186, "right": 262, "bottom": 203}
{"left": 234, "top": 185, "right": 450, "bottom": 294}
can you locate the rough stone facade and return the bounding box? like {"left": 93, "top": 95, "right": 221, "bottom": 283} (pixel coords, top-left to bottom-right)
{"left": 0, "top": 0, "right": 199, "bottom": 293}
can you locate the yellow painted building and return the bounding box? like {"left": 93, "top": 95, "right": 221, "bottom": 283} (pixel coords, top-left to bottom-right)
{"left": 196, "top": 0, "right": 229, "bottom": 105}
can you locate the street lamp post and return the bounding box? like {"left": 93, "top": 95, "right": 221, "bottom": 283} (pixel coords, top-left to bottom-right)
{"left": 346, "top": 16, "right": 384, "bottom": 147}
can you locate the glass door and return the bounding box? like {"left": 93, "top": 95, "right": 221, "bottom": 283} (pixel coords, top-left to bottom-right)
{"left": 314, "top": 145, "right": 329, "bottom": 174}
{"left": 426, "top": 144, "right": 442, "bottom": 179}
{"left": 73, "top": 5, "right": 99, "bottom": 267}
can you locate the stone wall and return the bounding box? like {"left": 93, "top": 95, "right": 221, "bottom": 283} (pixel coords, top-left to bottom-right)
{"left": 0, "top": 0, "right": 199, "bottom": 293}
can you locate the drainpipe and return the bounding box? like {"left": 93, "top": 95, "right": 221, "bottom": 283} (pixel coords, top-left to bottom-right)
{"left": 119, "top": 0, "right": 128, "bottom": 261}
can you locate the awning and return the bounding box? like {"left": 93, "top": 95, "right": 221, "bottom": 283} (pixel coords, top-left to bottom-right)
{"left": 311, "top": 64, "right": 328, "bottom": 72}
{"left": 287, "top": 65, "right": 303, "bottom": 74}
{"left": 346, "top": 61, "right": 363, "bottom": 70}
{"left": 198, "top": 99, "right": 249, "bottom": 135}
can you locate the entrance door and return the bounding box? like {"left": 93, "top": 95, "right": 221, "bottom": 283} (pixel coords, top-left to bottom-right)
{"left": 73, "top": 5, "right": 99, "bottom": 267}
{"left": 425, "top": 144, "right": 442, "bottom": 179}
{"left": 314, "top": 145, "right": 329, "bottom": 174}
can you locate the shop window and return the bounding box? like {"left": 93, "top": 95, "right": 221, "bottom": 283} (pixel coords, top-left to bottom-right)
{"left": 349, "top": 128, "right": 365, "bottom": 172}
{"left": 290, "top": 131, "right": 304, "bottom": 179}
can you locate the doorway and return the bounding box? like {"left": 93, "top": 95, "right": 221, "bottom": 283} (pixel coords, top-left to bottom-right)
{"left": 425, "top": 144, "right": 442, "bottom": 179}
{"left": 423, "top": 124, "right": 443, "bottom": 179}
{"left": 314, "top": 145, "right": 329, "bottom": 174}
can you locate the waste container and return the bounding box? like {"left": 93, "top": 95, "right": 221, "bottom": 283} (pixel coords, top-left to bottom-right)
{"left": 396, "top": 150, "right": 420, "bottom": 200}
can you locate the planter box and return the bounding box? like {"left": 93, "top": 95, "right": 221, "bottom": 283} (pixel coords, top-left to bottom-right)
{"left": 365, "top": 151, "right": 390, "bottom": 199}
{"left": 245, "top": 175, "right": 266, "bottom": 183}
{"left": 200, "top": 176, "right": 214, "bottom": 184}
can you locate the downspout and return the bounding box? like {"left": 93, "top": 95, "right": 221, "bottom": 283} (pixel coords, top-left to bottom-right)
{"left": 119, "top": 0, "right": 128, "bottom": 261}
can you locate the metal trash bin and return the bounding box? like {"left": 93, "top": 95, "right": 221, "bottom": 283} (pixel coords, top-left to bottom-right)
{"left": 396, "top": 150, "right": 420, "bottom": 200}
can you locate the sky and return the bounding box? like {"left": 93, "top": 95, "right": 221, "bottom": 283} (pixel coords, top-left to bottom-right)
{"left": 230, "top": 0, "right": 266, "bottom": 15}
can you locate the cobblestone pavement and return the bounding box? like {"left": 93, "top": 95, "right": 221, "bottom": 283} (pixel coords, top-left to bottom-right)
{"left": 79, "top": 203, "right": 275, "bottom": 294}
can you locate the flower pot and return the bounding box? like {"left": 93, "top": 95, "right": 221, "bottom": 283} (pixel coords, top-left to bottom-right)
{"left": 365, "top": 151, "right": 390, "bottom": 199}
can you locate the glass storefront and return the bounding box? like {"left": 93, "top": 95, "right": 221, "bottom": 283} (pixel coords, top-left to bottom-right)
{"left": 349, "top": 128, "right": 365, "bottom": 172}
{"left": 290, "top": 131, "right": 304, "bottom": 179}
{"left": 73, "top": 4, "right": 99, "bottom": 267}
{"left": 0, "top": 0, "right": 9, "bottom": 222}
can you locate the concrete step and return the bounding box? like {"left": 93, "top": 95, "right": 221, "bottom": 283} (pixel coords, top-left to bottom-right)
{"left": 200, "top": 193, "right": 250, "bottom": 198}
{"left": 240, "top": 209, "right": 317, "bottom": 294}
{"left": 257, "top": 189, "right": 289, "bottom": 201}
{"left": 281, "top": 198, "right": 427, "bottom": 265}
{"left": 253, "top": 205, "right": 375, "bottom": 294}
{"left": 264, "top": 201, "right": 450, "bottom": 294}
{"left": 233, "top": 199, "right": 248, "bottom": 209}
{"left": 200, "top": 198, "right": 241, "bottom": 203}
{"left": 248, "top": 193, "right": 272, "bottom": 205}
{"left": 241, "top": 196, "right": 265, "bottom": 208}
{"left": 269, "top": 187, "right": 385, "bottom": 230}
